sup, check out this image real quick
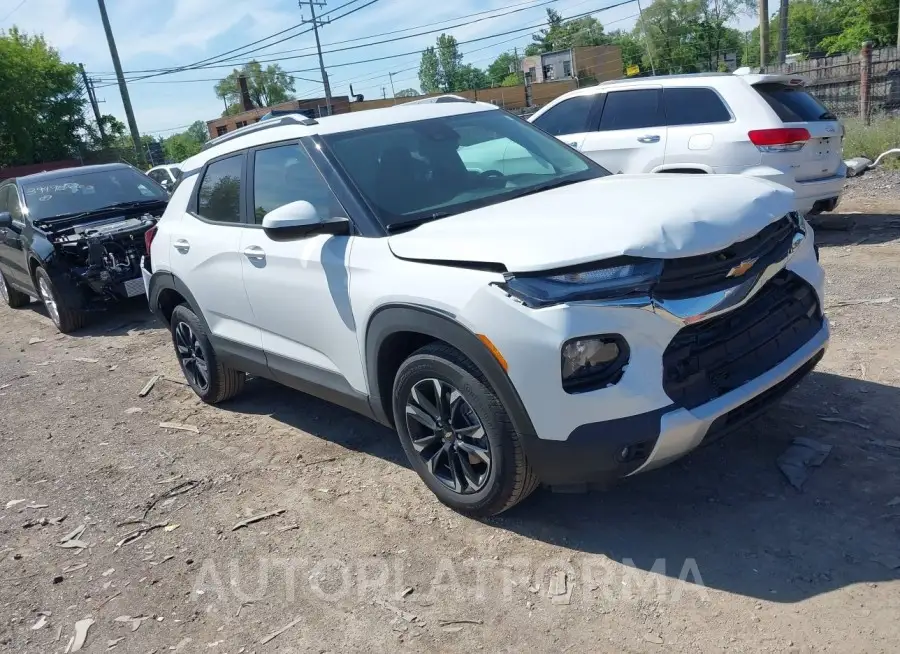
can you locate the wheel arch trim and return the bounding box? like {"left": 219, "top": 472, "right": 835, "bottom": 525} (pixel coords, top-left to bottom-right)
{"left": 364, "top": 303, "right": 538, "bottom": 441}
{"left": 147, "top": 271, "right": 211, "bottom": 333}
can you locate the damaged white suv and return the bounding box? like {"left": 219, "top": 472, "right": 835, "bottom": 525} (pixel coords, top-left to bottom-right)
{"left": 144, "top": 101, "right": 829, "bottom": 516}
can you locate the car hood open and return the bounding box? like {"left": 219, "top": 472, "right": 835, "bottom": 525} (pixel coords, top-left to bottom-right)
{"left": 387, "top": 174, "right": 795, "bottom": 273}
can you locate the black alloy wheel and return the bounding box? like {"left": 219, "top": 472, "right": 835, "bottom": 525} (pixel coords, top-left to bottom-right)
{"left": 405, "top": 377, "right": 492, "bottom": 494}
{"left": 174, "top": 320, "right": 210, "bottom": 393}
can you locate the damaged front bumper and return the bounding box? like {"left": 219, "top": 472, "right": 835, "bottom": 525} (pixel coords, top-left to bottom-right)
{"left": 40, "top": 214, "right": 157, "bottom": 310}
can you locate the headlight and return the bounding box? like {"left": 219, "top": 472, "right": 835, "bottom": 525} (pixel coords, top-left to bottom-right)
{"left": 500, "top": 259, "right": 663, "bottom": 308}
{"left": 561, "top": 335, "right": 629, "bottom": 393}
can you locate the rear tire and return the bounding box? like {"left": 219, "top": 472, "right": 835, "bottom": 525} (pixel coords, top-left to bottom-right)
{"left": 170, "top": 304, "right": 245, "bottom": 404}
{"left": 35, "top": 267, "right": 86, "bottom": 333}
{"left": 392, "top": 343, "right": 539, "bottom": 517}
{"left": 0, "top": 270, "right": 30, "bottom": 308}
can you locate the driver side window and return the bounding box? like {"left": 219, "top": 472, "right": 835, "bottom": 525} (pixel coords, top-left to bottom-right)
{"left": 2, "top": 186, "right": 25, "bottom": 226}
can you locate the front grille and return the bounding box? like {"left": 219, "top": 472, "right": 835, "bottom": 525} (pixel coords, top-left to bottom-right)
{"left": 655, "top": 217, "right": 797, "bottom": 299}
{"left": 662, "top": 271, "right": 822, "bottom": 409}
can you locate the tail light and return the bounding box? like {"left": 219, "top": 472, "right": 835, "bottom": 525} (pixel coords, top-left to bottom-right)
{"left": 144, "top": 225, "right": 158, "bottom": 254}
{"left": 748, "top": 128, "right": 810, "bottom": 152}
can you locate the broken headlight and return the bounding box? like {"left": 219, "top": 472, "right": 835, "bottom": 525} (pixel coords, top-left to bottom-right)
{"left": 500, "top": 259, "right": 663, "bottom": 308}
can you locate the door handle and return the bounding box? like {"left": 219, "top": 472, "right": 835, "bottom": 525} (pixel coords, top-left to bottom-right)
{"left": 637, "top": 135, "right": 661, "bottom": 144}
{"left": 173, "top": 239, "right": 190, "bottom": 253}
{"left": 242, "top": 246, "right": 266, "bottom": 261}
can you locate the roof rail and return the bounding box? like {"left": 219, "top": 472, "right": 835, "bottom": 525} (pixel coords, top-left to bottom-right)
{"left": 202, "top": 113, "right": 318, "bottom": 152}
{"left": 404, "top": 94, "right": 474, "bottom": 104}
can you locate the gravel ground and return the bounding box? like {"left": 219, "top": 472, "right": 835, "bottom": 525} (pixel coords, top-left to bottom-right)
{"left": 1, "top": 174, "right": 899, "bottom": 653}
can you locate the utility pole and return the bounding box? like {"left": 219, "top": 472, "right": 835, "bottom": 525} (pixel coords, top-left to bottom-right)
{"left": 636, "top": 0, "right": 656, "bottom": 76}
{"left": 759, "top": 0, "right": 770, "bottom": 69}
{"left": 778, "top": 0, "right": 789, "bottom": 64}
{"left": 96, "top": 0, "right": 143, "bottom": 164}
{"left": 382, "top": 87, "right": 386, "bottom": 100}
{"left": 80, "top": 63, "right": 106, "bottom": 141}
{"left": 300, "top": 0, "right": 333, "bottom": 116}
{"left": 388, "top": 72, "right": 397, "bottom": 100}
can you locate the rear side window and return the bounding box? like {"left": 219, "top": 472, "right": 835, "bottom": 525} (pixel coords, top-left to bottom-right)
{"left": 663, "top": 88, "right": 731, "bottom": 125}
{"left": 197, "top": 155, "right": 243, "bottom": 223}
{"left": 599, "top": 89, "right": 664, "bottom": 131}
{"left": 753, "top": 83, "right": 836, "bottom": 122}
{"left": 533, "top": 95, "right": 598, "bottom": 136}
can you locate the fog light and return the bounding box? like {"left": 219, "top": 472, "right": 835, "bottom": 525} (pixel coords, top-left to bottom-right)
{"left": 561, "top": 335, "right": 629, "bottom": 393}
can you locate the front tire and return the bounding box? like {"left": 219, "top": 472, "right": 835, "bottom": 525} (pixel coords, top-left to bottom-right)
{"left": 35, "top": 267, "right": 85, "bottom": 333}
{"left": 170, "top": 304, "right": 245, "bottom": 404}
{"left": 392, "top": 343, "right": 539, "bottom": 517}
{"left": 0, "top": 270, "right": 30, "bottom": 308}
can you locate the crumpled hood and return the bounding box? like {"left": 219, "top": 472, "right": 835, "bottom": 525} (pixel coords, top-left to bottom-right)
{"left": 388, "top": 174, "right": 795, "bottom": 273}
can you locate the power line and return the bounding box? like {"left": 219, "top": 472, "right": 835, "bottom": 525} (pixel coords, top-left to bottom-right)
{"left": 0, "top": 0, "right": 27, "bottom": 22}
{"left": 93, "top": 0, "right": 554, "bottom": 79}
{"left": 191, "top": 0, "right": 558, "bottom": 68}
{"left": 88, "top": 0, "right": 380, "bottom": 81}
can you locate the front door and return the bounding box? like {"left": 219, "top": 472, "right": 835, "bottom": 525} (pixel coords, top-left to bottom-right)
{"left": 0, "top": 185, "right": 34, "bottom": 292}
{"left": 239, "top": 141, "right": 365, "bottom": 394}
{"left": 530, "top": 93, "right": 603, "bottom": 154}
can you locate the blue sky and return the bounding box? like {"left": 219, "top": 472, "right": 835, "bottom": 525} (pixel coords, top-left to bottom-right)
{"left": 2, "top": 0, "right": 756, "bottom": 136}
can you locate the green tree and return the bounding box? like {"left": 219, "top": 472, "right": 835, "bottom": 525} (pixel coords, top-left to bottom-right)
{"left": 500, "top": 73, "right": 522, "bottom": 87}
{"left": 418, "top": 46, "right": 442, "bottom": 93}
{"left": 214, "top": 60, "right": 296, "bottom": 115}
{"left": 0, "top": 28, "right": 87, "bottom": 166}
{"left": 163, "top": 132, "right": 202, "bottom": 162}
{"left": 186, "top": 120, "right": 209, "bottom": 144}
{"left": 395, "top": 88, "right": 420, "bottom": 97}
{"left": 455, "top": 64, "right": 488, "bottom": 91}
{"left": 608, "top": 29, "right": 644, "bottom": 72}
{"left": 820, "top": 0, "right": 896, "bottom": 53}
{"left": 487, "top": 52, "right": 520, "bottom": 86}
{"left": 526, "top": 8, "right": 609, "bottom": 55}
{"left": 436, "top": 34, "right": 463, "bottom": 91}
{"left": 418, "top": 34, "right": 483, "bottom": 92}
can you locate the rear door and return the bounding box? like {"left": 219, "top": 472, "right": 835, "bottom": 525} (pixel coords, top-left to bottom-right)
{"left": 583, "top": 87, "right": 667, "bottom": 173}
{"left": 530, "top": 93, "right": 603, "bottom": 152}
{"left": 752, "top": 82, "right": 843, "bottom": 181}
{"left": 167, "top": 153, "right": 263, "bottom": 355}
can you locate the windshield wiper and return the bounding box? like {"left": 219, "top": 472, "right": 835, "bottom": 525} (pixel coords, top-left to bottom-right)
{"left": 386, "top": 212, "right": 453, "bottom": 234}
{"left": 101, "top": 199, "right": 166, "bottom": 210}
{"left": 818, "top": 111, "right": 837, "bottom": 120}
{"left": 504, "top": 177, "right": 586, "bottom": 201}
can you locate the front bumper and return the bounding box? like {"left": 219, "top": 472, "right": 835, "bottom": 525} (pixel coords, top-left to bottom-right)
{"left": 521, "top": 322, "right": 827, "bottom": 486}
{"left": 464, "top": 218, "right": 826, "bottom": 486}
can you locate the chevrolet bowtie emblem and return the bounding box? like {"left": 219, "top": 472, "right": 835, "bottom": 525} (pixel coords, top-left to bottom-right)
{"left": 726, "top": 258, "right": 758, "bottom": 278}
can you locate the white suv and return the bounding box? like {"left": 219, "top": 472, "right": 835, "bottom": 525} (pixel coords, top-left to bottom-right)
{"left": 143, "top": 101, "right": 829, "bottom": 516}
{"left": 529, "top": 72, "right": 846, "bottom": 215}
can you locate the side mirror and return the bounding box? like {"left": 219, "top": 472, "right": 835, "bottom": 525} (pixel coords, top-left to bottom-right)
{"left": 0, "top": 212, "right": 12, "bottom": 228}
{"left": 261, "top": 200, "right": 349, "bottom": 236}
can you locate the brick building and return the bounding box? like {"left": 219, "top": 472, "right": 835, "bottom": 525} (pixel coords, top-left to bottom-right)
{"left": 205, "top": 96, "right": 352, "bottom": 139}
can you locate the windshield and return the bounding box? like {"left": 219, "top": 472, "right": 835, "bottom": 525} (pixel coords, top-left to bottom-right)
{"left": 321, "top": 109, "right": 609, "bottom": 230}
{"left": 22, "top": 167, "right": 167, "bottom": 221}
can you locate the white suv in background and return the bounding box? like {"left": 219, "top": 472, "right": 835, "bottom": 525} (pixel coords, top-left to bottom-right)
{"left": 144, "top": 101, "right": 828, "bottom": 516}
{"left": 529, "top": 72, "right": 846, "bottom": 215}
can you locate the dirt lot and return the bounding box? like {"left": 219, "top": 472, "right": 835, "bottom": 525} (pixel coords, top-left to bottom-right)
{"left": 1, "top": 174, "right": 899, "bottom": 653}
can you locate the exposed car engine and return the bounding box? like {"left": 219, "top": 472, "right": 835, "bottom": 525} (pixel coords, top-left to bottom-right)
{"left": 46, "top": 214, "right": 158, "bottom": 300}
